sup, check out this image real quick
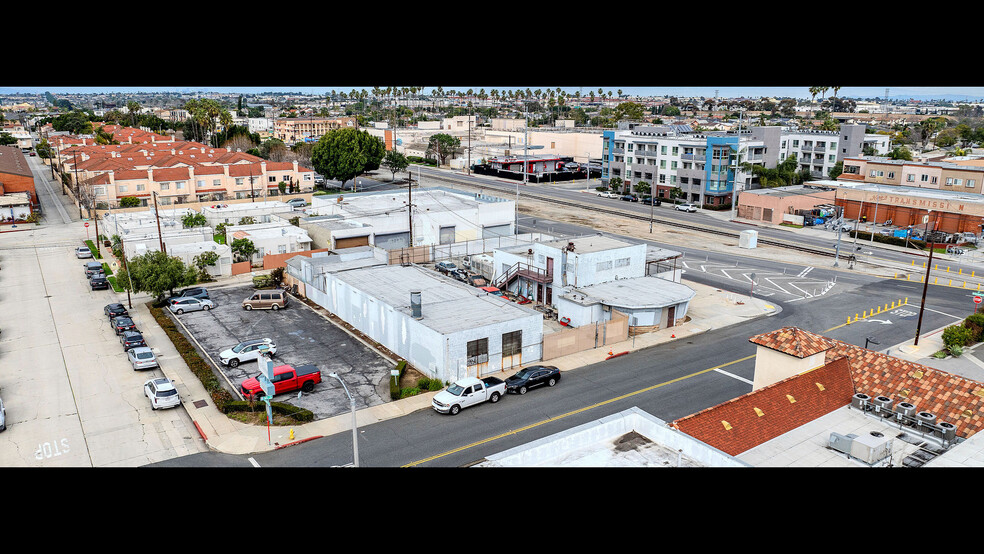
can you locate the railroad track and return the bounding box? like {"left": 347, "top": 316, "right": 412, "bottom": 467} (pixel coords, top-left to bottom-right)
{"left": 422, "top": 170, "right": 838, "bottom": 258}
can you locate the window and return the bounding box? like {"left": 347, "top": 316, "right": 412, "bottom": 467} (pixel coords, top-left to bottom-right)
{"left": 136, "top": 184, "right": 145, "bottom": 191}
{"left": 887, "top": 172, "right": 894, "bottom": 179}
{"left": 176, "top": 182, "right": 184, "bottom": 190}
{"left": 661, "top": 146, "right": 667, "bottom": 155}
{"left": 236, "top": 178, "right": 244, "bottom": 186}
{"left": 615, "top": 257, "right": 631, "bottom": 268}
{"left": 921, "top": 174, "right": 929, "bottom": 182}
{"left": 596, "top": 260, "right": 613, "bottom": 271}
{"left": 118, "top": 185, "right": 128, "bottom": 193}
{"left": 212, "top": 179, "right": 221, "bottom": 186}
{"left": 671, "top": 161, "right": 678, "bottom": 170}
{"left": 907, "top": 174, "right": 915, "bottom": 182}
{"left": 502, "top": 331, "right": 522, "bottom": 357}
{"left": 969, "top": 179, "right": 977, "bottom": 188}
{"left": 268, "top": 175, "right": 277, "bottom": 182}
{"left": 467, "top": 338, "right": 489, "bottom": 366}
{"left": 160, "top": 182, "right": 170, "bottom": 190}
{"left": 672, "top": 147, "right": 678, "bottom": 155}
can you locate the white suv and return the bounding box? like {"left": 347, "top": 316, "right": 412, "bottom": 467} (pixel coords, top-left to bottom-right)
{"left": 144, "top": 378, "right": 180, "bottom": 410}
{"left": 219, "top": 338, "right": 277, "bottom": 367}
{"left": 675, "top": 203, "right": 698, "bottom": 212}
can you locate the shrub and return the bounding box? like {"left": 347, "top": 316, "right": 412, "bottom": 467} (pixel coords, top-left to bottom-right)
{"left": 223, "top": 400, "right": 314, "bottom": 422}
{"left": 942, "top": 324, "right": 974, "bottom": 349}
{"left": 965, "top": 313, "right": 984, "bottom": 342}
{"left": 399, "top": 387, "right": 421, "bottom": 399}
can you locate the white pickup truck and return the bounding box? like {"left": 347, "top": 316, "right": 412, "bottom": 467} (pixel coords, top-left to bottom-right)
{"left": 432, "top": 376, "right": 506, "bottom": 415}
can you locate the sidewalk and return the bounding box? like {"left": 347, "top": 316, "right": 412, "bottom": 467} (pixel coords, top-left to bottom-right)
{"left": 149, "top": 280, "right": 779, "bottom": 456}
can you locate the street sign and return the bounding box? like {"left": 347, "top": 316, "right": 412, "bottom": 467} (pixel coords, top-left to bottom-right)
{"left": 975, "top": 295, "right": 982, "bottom": 305}
{"left": 84, "top": 222, "right": 89, "bottom": 228}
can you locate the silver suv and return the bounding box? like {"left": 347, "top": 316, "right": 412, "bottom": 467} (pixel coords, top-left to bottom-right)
{"left": 219, "top": 338, "right": 277, "bottom": 367}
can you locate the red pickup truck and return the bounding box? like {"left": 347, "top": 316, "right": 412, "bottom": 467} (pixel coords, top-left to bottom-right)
{"left": 240, "top": 364, "right": 322, "bottom": 399}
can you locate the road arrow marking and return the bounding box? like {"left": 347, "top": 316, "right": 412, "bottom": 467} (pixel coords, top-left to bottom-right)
{"left": 868, "top": 319, "right": 893, "bottom": 325}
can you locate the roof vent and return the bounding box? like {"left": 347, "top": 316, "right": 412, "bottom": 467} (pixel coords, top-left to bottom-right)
{"left": 872, "top": 396, "right": 893, "bottom": 417}
{"left": 850, "top": 393, "right": 870, "bottom": 411}
{"left": 410, "top": 291, "right": 422, "bottom": 320}
{"left": 896, "top": 402, "right": 918, "bottom": 424}
{"left": 938, "top": 421, "right": 957, "bottom": 442}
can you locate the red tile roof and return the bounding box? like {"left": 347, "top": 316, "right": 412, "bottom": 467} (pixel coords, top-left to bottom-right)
{"left": 749, "top": 327, "right": 838, "bottom": 358}
{"left": 671, "top": 356, "right": 855, "bottom": 456}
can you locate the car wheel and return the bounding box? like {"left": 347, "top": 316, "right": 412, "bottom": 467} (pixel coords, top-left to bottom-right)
{"left": 490, "top": 392, "right": 500, "bottom": 403}
{"left": 176, "top": 309, "right": 184, "bottom": 315}
{"left": 449, "top": 404, "right": 461, "bottom": 415}
{"left": 245, "top": 305, "right": 253, "bottom": 311}
{"left": 229, "top": 358, "right": 239, "bottom": 368}
{"left": 301, "top": 381, "right": 314, "bottom": 392}
{"left": 203, "top": 305, "right": 211, "bottom": 311}
{"left": 519, "top": 386, "right": 528, "bottom": 395}
{"left": 272, "top": 305, "right": 280, "bottom": 310}
{"left": 548, "top": 378, "right": 557, "bottom": 387}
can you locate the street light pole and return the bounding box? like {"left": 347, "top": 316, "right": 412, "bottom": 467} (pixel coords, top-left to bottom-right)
{"left": 914, "top": 210, "right": 936, "bottom": 346}
{"left": 329, "top": 372, "right": 359, "bottom": 467}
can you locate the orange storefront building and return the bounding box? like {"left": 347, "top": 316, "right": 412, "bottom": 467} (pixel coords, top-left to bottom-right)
{"left": 824, "top": 181, "right": 984, "bottom": 234}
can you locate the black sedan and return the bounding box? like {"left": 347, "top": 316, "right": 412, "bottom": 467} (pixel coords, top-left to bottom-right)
{"left": 90, "top": 276, "right": 110, "bottom": 290}
{"left": 120, "top": 331, "right": 147, "bottom": 351}
{"left": 111, "top": 316, "right": 138, "bottom": 335}
{"left": 104, "top": 303, "right": 129, "bottom": 319}
{"left": 620, "top": 195, "right": 639, "bottom": 202}
{"left": 505, "top": 365, "right": 561, "bottom": 395}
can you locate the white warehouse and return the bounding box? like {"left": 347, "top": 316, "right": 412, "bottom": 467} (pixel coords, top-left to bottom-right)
{"left": 289, "top": 255, "right": 543, "bottom": 382}
{"left": 306, "top": 186, "right": 516, "bottom": 250}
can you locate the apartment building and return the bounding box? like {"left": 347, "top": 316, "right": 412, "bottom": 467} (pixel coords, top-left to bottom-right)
{"left": 602, "top": 123, "right": 886, "bottom": 206}
{"left": 839, "top": 157, "right": 984, "bottom": 194}
{"left": 273, "top": 116, "right": 357, "bottom": 144}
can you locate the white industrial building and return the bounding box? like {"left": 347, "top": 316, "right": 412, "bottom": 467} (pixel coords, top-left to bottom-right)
{"left": 305, "top": 187, "right": 516, "bottom": 250}
{"left": 200, "top": 200, "right": 294, "bottom": 227}
{"left": 100, "top": 207, "right": 197, "bottom": 237}
{"left": 167, "top": 241, "right": 234, "bottom": 277}
{"left": 489, "top": 234, "right": 694, "bottom": 332}
{"left": 287, "top": 252, "right": 543, "bottom": 382}
{"left": 117, "top": 227, "right": 215, "bottom": 259}
{"left": 224, "top": 221, "right": 312, "bottom": 263}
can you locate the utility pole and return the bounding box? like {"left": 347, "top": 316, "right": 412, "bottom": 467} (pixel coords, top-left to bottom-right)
{"left": 914, "top": 211, "right": 936, "bottom": 346}
{"left": 153, "top": 191, "right": 165, "bottom": 254}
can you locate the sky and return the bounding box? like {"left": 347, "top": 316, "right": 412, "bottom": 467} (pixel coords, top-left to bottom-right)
{"left": 5, "top": 86, "right": 984, "bottom": 101}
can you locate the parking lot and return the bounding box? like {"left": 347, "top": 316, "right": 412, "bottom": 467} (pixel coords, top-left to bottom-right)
{"left": 167, "top": 283, "right": 395, "bottom": 419}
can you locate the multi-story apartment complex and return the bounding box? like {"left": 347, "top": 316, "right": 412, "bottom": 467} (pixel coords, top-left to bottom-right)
{"left": 838, "top": 157, "right": 984, "bottom": 194}
{"left": 602, "top": 123, "right": 887, "bottom": 206}
{"left": 273, "top": 116, "right": 357, "bottom": 144}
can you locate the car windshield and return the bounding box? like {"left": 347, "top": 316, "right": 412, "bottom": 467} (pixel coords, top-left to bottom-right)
{"left": 446, "top": 384, "right": 464, "bottom": 396}
{"left": 513, "top": 369, "right": 533, "bottom": 379}
{"left": 232, "top": 343, "right": 250, "bottom": 353}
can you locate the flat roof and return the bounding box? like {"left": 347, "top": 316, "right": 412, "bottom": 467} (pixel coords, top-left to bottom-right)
{"left": 833, "top": 180, "right": 984, "bottom": 203}
{"left": 331, "top": 264, "right": 540, "bottom": 334}
{"left": 539, "top": 234, "right": 637, "bottom": 254}
{"left": 564, "top": 276, "right": 695, "bottom": 309}
{"left": 742, "top": 184, "right": 836, "bottom": 198}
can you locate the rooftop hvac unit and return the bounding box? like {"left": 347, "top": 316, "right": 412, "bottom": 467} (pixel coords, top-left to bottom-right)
{"left": 828, "top": 432, "right": 857, "bottom": 456}
{"left": 872, "top": 396, "right": 894, "bottom": 417}
{"left": 850, "top": 432, "right": 891, "bottom": 464}
{"left": 916, "top": 411, "right": 937, "bottom": 430}
{"left": 939, "top": 421, "right": 957, "bottom": 442}
{"left": 851, "top": 393, "right": 871, "bottom": 411}
{"left": 896, "top": 402, "right": 918, "bottom": 424}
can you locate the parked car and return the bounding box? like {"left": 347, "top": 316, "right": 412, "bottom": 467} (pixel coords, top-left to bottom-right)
{"left": 90, "top": 276, "right": 110, "bottom": 290}
{"left": 450, "top": 268, "right": 469, "bottom": 282}
{"left": 111, "top": 316, "right": 138, "bottom": 335}
{"left": 479, "top": 286, "right": 504, "bottom": 296}
{"left": 75, "top": 246, "right": 93, "bottom": 259}
{"left": 432, "top": 376, "right": 506, "bottom": 415}
{"left": 127, "top": 347, "right": 159, "bottom": 370}
{"left": 84, "top": 261, "right": 104, "bottom": 278}
{"left": 505, "top": 365, "right": 561, "bottom": 395}
{"left": 242, "top": 290, "right": 288, "bottom": 311}
{"left": 596, "top": 191, "right": 619, "bottom": 198}
{"left": 144, "top": 378, "right": 180, "bottom": 410}
{"left": 466, "top": 274, "right": 488, "bottom": 287}
{"left": 167, "top": 287, "right": 209, "bottom": 303}
{"left": 675, "top": 203, "right": 698, "bottom": 213}
{"left": 285, "top": 198, "right": 307, "bottom": 209}
{"left": 104, "top": 303, "right": 129, "bottom": 319}
{"left": 240, "top": 364, "right": 322, "bottom": 399}
{"left": 435, "top": 261, "right": 457, "bottom": 275}
{"left": 0, "top": 395, "right": 6, "bottom": 432}
{"left": 120, "top": 330, "right": 147, "bottom": 351}
{"left": 620, "top": 195, "right": 639, "bottom": 202}
{"left": 168, "top": 297, "right": 215, "bottom": 314}
{"left": 219, "top": 338, "right": 277, "bottom": 368}
{"left": 641, "top": 196, "right": 661, "bottom": 206}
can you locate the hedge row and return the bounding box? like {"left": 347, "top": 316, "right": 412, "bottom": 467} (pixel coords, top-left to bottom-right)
{"left": 224, "top": 400, "right": 314, "bottom": 422}
{"left": 147, "top": 302, "right": 235, "bottom": 411}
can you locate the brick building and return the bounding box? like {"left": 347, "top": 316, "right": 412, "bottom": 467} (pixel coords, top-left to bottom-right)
{"left": 0, "top": 146, "right": 37, "bottom": 210}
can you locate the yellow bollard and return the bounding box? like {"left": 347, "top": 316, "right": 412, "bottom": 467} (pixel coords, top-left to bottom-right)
{"left": 949, "top": 279, "right": 952, "bottom": 286}
{"left": 847, "top": 316, "right": 851, "bottom": 325}
{"left": 855, "top": 314, "right": 859, "bottom": 322}
{"left": 935, "top": 277, "right": 938, "bottom": 284}
{"left": 912, "top": 259, "right": 915, "bottom": 266}
{"left": 960, "top": 268, "right": 963, "bottom": 275}
{"left": 973, "top": 271, "right": 976, "bottom": 277}
{"left": 290, "top": 429, "right": 295, "bottom": 440}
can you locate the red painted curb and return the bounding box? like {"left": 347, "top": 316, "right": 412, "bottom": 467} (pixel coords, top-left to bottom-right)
{"left": 605, "top": 351, "right": 629, "bottom": 360}
{"left": 193, "top": 421, "right": 207, "bottom": 441}
{"left": 275, "top": 436, "right": 323, "bottom": 449}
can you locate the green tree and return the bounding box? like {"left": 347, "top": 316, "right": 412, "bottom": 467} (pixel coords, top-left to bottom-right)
{"left": 193, "top": 251, "right": 219, "bottom": 282}
{"left": 613, "top": 102, "right": 645, "bottom": 121}
{"left": 608, "top": 176, "right": 624, "bottom": 193}
{"left": 310, "top": 128, "right": 386, "bottom": 186}
{"left": 181, "top": 212, "right": 208, "bottom": 228}
{"left": 662, "top": 105, "right": 681, "bottom": 117}
{"left": 634, "top": 181, "right": 651, "bottom": 196}
{"left": 118, "top": 250, "right": 198, "bottom": 303}
{"left": 382, "top": 150, "right": 410, "bottom": 180}
{"left": 828, "top": 161, "right": 844, "bottom": 180}
{"left": 231, "top": 237, "right": 256, "bottom": 262}
{"left": 119, "top": 196, "right": 141, "bottom": 208}
{"left": 426, "top": 133, "right": 461, "bottom": 165}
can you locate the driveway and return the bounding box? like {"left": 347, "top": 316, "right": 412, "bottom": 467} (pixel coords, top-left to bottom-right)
{"left": 167, "top": 283, "right": 395, "bottom": 419}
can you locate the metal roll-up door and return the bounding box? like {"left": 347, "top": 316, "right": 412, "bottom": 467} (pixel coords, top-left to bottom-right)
{"left": 335, "top": 235, "right": 370, "bottom": 249}
{"left": 482, "top": 224, "right": 511, "bottom": 238}
{"left": 374, "top": 231, "right": 410, "bottom": 250}
{"left": 439, "top": 226, "right": 456, "bottom": 244}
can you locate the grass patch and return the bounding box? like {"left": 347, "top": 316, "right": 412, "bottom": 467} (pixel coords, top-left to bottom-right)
{"left": 101, "top": 262, "right": 114, "bottom": 276}
{"left": 107, "top": 275, "right": 125, "bottom": 293}
{"left": 85, "top": 239, "right": 102, "bottom": 259}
